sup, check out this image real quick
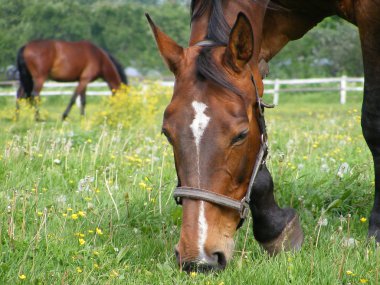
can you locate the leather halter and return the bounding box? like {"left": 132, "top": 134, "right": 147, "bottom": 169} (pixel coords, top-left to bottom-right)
{"left": 172, "top": 40, "right": 274, "bottom": 229}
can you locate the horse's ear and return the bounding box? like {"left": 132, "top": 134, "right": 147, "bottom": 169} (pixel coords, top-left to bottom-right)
{"left": 146, "top": 13, "right": 184, "bottom": 74}
{"left": 224, "top": 13, "right": 254, "bottom": 72}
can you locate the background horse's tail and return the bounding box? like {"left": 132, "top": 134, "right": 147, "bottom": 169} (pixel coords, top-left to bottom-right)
{"left": 17, "top": 46, "right": 33, "bottom": 98}
{"left": 106, "top": 52, "right": 128, "bottom": 85}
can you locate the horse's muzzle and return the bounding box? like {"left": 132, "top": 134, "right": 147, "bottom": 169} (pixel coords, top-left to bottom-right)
{"left": 175, "top": 247, "right": 227, "bottom": 273}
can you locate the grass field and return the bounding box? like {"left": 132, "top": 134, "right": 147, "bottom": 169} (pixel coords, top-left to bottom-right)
{"left": 0, "top": 84, "right": 379, "bottom": 284}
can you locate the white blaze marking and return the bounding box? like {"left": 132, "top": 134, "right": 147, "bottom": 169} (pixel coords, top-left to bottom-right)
{"left": 189, "top": 101, "right": 210, "bottom": 260}
{"left": 190, "top": 101, "right": 210, "bottom": 187}
{"left": 190, "top": 101, "right": 210, "bottom": 150}
{"left": 198, "top": 201, "right": 208, "bottom": 260}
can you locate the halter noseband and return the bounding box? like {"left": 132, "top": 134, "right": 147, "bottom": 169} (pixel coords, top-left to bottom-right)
{"left": 172, "top": 40, "right": 274, "bottom": 229}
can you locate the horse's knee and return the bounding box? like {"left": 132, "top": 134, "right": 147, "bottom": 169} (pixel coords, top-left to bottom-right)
{"left": 361, "top": 88, "right": 380, "bottom": 159}
{"left": 251, "top": 165, "right": 274, "bottom": 195}
{"left": 249, "top": 165, "right": 298, "bottom": 243}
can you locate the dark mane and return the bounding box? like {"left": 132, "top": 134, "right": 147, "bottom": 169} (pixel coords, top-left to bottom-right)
{"left": 191, "top": 0, "right": 230, "bottom": 44}
{"left": 190, "top": 0, "right": 242, "bottom": 95}
{"left": 105, "top": 51, "right": 128, "bottom": 85}
{"left": 196, "top": 47, "right": 243, "bottom": 96}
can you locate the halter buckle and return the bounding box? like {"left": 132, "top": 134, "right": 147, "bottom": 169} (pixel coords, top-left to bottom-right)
{"left": 174, "top": 196, "right": 182, "bottom": 205}
{"left": 239, "top": 198, "right": 250, "bottom": 219}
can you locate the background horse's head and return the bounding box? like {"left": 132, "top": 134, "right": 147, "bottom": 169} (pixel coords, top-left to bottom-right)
{"left": 148, "top": 13, "right": 263, "bottom": 271}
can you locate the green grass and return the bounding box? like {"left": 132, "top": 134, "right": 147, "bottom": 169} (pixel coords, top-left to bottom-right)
{"left": 0, "top": 88, "right": 378, "bottom": 284}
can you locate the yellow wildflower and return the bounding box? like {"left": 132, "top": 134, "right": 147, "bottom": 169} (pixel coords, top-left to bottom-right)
{"left": 87, "top": 139, "right": 92, "bottom": 143}
{"left": 71, "top": 214, "right": 78, "bottom": 220}
{"left": 88, "top": 230, "right": 94, "bottom": 234}
{"left": 346, "top": 270, "right": 353, "bottom": 275}
{"left": 62, "top": 213, "right": 67, "bottom": 217}
{"left": 67, "top": 208, "right": 73, "bottom": 212}
{"left": 76, "top": 267, "right": 82, "bottom": 273}
{"left": 37, "top": 211, "right": 43, "bottom": 216}
{"left": 78, "top": 238, "right": 85, "bottom": 246}
{"left": 96, "top": 227, "right": 103, "bottom": 235}
{"left": 139, "top": 182, "right": 147, "bottom": 189}
{"left": 19, "top": 274, "right": 26, "bottom": 280}
{"left": 93, "top": 263, "right": 100, "bottom": 269}
{"left": 190, "top": 272, "right": 197, "bottom": 278}
{"left": 93, "top": 251, "right": 100, "bottom": 256}
{"left": 359, "top": 278, "right": 368, "bottom": 283}
{"left": 360, "top": 217, "right": 367, "bottom": 223}
{"left": 78, "top": 211, "right": 86, "bottom": 217}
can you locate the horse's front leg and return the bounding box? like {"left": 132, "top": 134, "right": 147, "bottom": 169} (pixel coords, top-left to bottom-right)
{"left": 62, "top": 79, "right": 89, "bottom": 120}
{"left": 79, "top": 90, "right": 87, "bottom": 117}
{"left": 249, "top": 165, "right": 304, "bottom": 255}
{"left": 363, "top": 91, "right": 380, "bottom": 242}
{"left": 357, "top": 2, "right": 380, "bottom": 242}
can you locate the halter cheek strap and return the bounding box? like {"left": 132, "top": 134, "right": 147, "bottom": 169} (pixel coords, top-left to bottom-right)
{"left": 172, "top": 40, "right": 274, "bottom": 229}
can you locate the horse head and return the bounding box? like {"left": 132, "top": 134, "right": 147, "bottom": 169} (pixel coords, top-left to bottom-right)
{"left": 148, "top": 13, "right": 266, "bottom": 271}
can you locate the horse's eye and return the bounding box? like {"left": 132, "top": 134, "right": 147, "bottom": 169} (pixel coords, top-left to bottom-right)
{"left": 161, "top": 128, "right": 173, "bottom": 144}
{"left": 232, "top": 129, "right": 249, "bottom": 145}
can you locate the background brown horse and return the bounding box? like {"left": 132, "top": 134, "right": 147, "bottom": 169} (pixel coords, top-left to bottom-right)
{"left": 16, "top": 40, "right": 127, "bottom": 120}
{"left": 149, "top": 0, "right": 380, "bottom": 272}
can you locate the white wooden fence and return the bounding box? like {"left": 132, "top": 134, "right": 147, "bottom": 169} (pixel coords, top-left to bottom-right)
{"left": 0, "top": 76, "right": 364, "bottom": 104}
{"left": 264, "top": 76, "right": 364, "bottom": 105}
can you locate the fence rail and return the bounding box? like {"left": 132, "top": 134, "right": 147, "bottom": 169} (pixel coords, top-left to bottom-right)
{"left": 0, "top": 76, "right": 364, "bottom": 104}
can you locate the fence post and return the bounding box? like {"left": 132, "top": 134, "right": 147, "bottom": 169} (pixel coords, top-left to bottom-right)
{"left": 273, "top": 79, "right": 280, "bottom": 105}
{"left": 340, "top": 75, "right": 347, "bottom": 104}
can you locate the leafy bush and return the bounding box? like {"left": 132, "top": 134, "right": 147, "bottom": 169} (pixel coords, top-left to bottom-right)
{"left": 91, "top": 82, "right": 172, "bottom": 129}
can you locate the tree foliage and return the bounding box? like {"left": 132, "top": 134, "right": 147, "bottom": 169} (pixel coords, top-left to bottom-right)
{"left": 0, "top": 0, "right": 363, "bottom": 78}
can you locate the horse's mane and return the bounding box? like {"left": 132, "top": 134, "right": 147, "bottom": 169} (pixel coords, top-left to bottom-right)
{"left": 105, "top": 52, "right": 128, "bottom": 85}
{"left": 190, "top": 0, "right": 244, "bottom": 95}
{"left": 191, "top": 0, "right": 230, "bottom": 44}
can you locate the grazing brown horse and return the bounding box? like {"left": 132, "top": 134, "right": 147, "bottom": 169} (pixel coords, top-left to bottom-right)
{"left": 147, "top": 0, "right": 380, "bottom": 272}
{"left": 16, "top": 40, "right": 127, "bottom": 120}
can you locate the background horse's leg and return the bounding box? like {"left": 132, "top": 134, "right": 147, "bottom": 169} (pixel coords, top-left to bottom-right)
{"left": 15, "top": 86, "right": 25, "bottom": 120}
{"left": 62, "top": 79, "right": 89, "bottom": 120}
{"left": 357, "top": 2, "right": 380, "bottom": 242}
{"left": 249, "top": 165, "right": 304, "bottom": 255}
{"left": 79, "top": 89, "right": 87, "bottom": 116}
{"left": 31, "top": 77, "right": 44, "bottom": 121}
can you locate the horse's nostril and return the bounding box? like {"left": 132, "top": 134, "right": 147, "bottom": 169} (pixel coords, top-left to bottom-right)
{"left": 182, "top": 261, "right": 215, "bottom": 273}
{"left": 213, "top": 252, "right": 227, "bottom": 269}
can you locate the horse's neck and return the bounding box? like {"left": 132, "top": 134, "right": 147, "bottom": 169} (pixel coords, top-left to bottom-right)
{"left": 260, "top": 1, "right": 336, "bottom": 62}
{"left": 100, "top": 53, "right": 120, "bottom": 90}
